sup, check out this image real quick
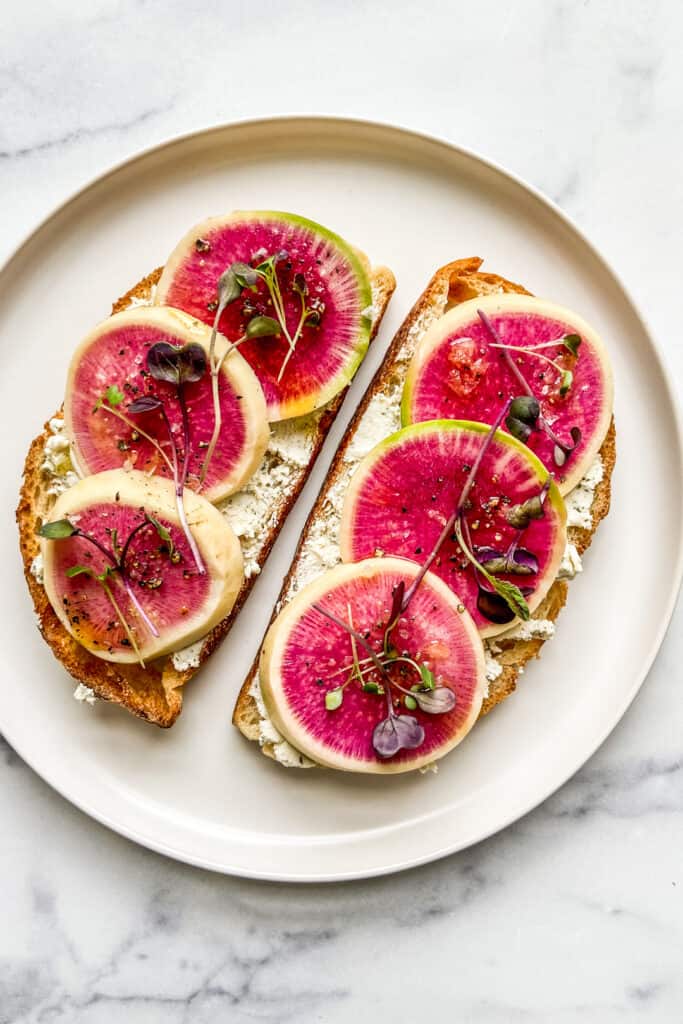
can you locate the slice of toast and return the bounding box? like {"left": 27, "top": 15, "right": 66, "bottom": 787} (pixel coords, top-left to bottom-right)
{"left": 17, "top": 262, "right": 396, "bottom": 727}
{"left": 233, "top": 258, "right": 616, "bottom": 760}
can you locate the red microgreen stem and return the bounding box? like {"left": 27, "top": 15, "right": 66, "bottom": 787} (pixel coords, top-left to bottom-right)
{"left": 401, "top": 399, "right": 511, "bottom": 611}
{"left": 477, "top": 309, "right": 571, "bottom": 451}
{"left": 156, "top": 403, "right": 205, "bottom": 575}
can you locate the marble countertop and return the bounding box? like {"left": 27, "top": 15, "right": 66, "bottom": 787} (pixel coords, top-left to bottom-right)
{"left": 2, "top": 2, "right": 682, "bottom": 1020}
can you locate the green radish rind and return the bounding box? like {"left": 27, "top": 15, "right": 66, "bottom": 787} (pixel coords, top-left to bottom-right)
{"left": 156, "top": 210, "right": 374, "bottom": 422}
{"left": 401, "top": 294, "right": 614, "bottom": 495}
{"left": 42, "top": 469, "right": 244, "bottom": 664}
{"left": 339, "top": 419, "right": 567, "bottom": 639}
{"left": 259, "top": 557, "right": 487, "bottom": 774}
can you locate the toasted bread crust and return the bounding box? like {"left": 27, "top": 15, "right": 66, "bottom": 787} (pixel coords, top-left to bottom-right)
{"left": 17, "top": 263, "right": 396, "bottom": 727}
{"left": 233, "top": 258, "right": 616, "bottom": 754}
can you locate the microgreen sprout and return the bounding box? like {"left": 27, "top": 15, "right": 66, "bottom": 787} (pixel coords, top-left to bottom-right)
{"left": 38, "top": 512, "right": 183, "bottom": 666}
{"left": 487, "top": 332, "right": 582, "bottom": 397}
{"left": 200, "top": 252, "right": 323, "bottom": 482}
{"left": 478, "top": 310, "right": 583, "bottom": 467}
{"left": 125, "top": 341, "right": 207, "bottom": 575}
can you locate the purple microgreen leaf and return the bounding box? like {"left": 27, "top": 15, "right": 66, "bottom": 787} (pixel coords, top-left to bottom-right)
{"left": 414, "top": 686, "right": 456, "bottom": 715}
{"left": 553, "top": 425, "right": 582, "bottom": 467}
{"left": 476, "top": 586, "right": 517, "bottom": 624}
{"left": 246, "top": 315, "right": 281, "bottom": 339}
{"left": 128, "top": 395, "right": 163, "bottom": 414}
{"left": 146, "top": 341, "right": 182, "bottom": 383}
{"left": 563, "top": 334, "right": 582, "bottom": 357}
{"left": 325, "top": 688, "right": 343, "bottom": 711}
{"left": 105, "top": 384, "right": 125, "bottom": 407}
{"left": 510, "top": 547, "right": 539, "bottom": 575}
{"left": 146, "top": 341, "right": 207, "bottom": 386}
{"left": 505, "top": 494, "right": 545, "bottom": 529}
{"left": 476, "top": 546, "right": 539, "bottom": 576}
{"left": 38, "top": 519, "right": 78, "bottom": 539}
{"left": 372, "top": 713, "right": 425, "bottom": 759}
{"left": 176, "top": 342, "right": 207, "bottom": 384}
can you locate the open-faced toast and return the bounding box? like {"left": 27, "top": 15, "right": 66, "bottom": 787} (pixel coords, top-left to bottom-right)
{"left": 18, "top": 261, "right": 396, "bottom": 727}
{"left": 233, "top": 258, "right": 615, "bottom": 764}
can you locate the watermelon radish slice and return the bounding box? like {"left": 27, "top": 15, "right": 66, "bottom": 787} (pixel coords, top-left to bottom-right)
{"left": 41, "top": 469, "right": 243, "bottom": 664}
{"left": 64, "top": 306, "right": 269, "bottom": 503}
{"left": 155, "top": 211, "right": 373, "bottom": 421}
{"left": 339, "top": 421, "right": 567, "bottom": 637}
{"left": 260, "top": 558, "right": 486, "bottom": 773}
{"left": 401, "top": 294, "right": 613, "bottom": 494}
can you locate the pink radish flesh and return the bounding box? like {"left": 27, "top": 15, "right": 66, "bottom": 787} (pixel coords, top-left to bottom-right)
{"left": 277, "top": 566, "right": 481, "bottom": 767}
{"left": 158, "top": 215, "right": 369, "bottom": 417}
{"left": 48, "top": 502, "right": 210, "bottom": 656}
{"left": 406, "top": 310, "right": 608, "bottom": 486}
{"left": 341, "top": 424, "right": 565, "bottom": 632}
{"left": 69, "top": 322, "right": 248, "bottom": 493}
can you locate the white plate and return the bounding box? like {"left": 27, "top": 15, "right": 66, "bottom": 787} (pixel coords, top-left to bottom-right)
{"left": 1, "top": 117, "right": 681, "bottom": 881}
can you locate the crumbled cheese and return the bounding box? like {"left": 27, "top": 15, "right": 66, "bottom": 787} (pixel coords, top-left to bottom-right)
{"left": 266, "top": 417, "right": 319, "bottom": 468}
{"left": 73, "top": 684, "right": 97, "bottom": 705}
{"left": 418, "top": 761, "right": 439, "bottom": 775}
{"left": 501, "top": 618, "right": 556, "bottom": 642}
{"left": 171, "top": 640, "right": 204, "bottom": 672}
{"left": 558, "top": 542, "right": 583, "bottom": 581}
{"left": 124, "top": 286, "right": 155, "bottom": 308}
{"left": 249, "top": 677, "right": 314, "bottom": 768}
{"left": 485, "top": 655, "right": 503, "bottom": 683}
{"left": 40, "top": 418, "right": 79, "bottom": 496}
{"left": 220, "top": 412, "right": 321, "bottom": 578}
{"left": 344, "top": 390, "right": 402, "bottom": 463}
{"left": 30, "top": 554, "right": 44, "bottom": 584}
{"left": 564, "top": 456, "right": 604, "bottom": 530}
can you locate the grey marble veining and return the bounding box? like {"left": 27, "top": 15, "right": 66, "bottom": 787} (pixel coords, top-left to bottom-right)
{"left": 2, "top": 2, "right": 682, "bottom": 1021}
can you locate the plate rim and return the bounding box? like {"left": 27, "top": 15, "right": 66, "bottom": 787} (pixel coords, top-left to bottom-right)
{"left": 3, "top": 114, "right": 682, "bottom": 882}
